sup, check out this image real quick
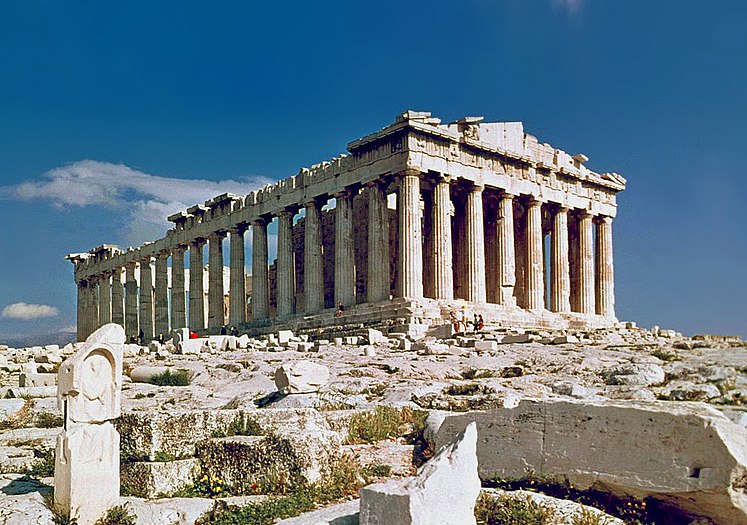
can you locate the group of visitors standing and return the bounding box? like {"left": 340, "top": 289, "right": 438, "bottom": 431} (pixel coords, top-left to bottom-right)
{"left": 450, "top": 308, "right": 484, "bottom": 334}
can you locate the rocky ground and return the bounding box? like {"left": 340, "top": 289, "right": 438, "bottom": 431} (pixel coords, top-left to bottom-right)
{"left": 0, "top": 324, "right": 745, "bottom": 524}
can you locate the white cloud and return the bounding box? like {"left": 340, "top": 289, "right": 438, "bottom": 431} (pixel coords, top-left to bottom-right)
{"left": 0, "top": 160, "right": 271, "bottom": 245}
{"left": 2, "top": 302, "right": 59, "bottom": 320}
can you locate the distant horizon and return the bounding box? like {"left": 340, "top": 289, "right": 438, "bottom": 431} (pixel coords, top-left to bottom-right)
{"left": 0, "top": 1, "right": 744, "bottom": 339}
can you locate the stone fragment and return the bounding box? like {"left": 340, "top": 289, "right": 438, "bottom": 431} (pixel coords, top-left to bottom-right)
{"left": 85, "top": 323, "right": 126, "bottom": 345}
{"left": 474, "top": 340, "right": 497, "bottom": 351}
{"left": 603, "top": 363, "right": 665, "bottom": 386}
{"left": 364, "top": 346, "right": 376, "bottom": 357}
{"left": 552, "top": 335, "right": 580, "bottom": 344}
{"left": 121, "top": 458, "right": 200, "bottom": 498}
{"left": 275, "top": 360, "right": 330, "bottom": 394}
{"left": 360, "top": 422, "right": 480, "bottom": 525}
{"left": 0, "top": 398, "right": 26, "bottom": 419}
{"left": 19, "top": 373, "right": 56, "bottom": 388}
{"left": 365, "top": 328, "right": 387, "bottom": 345}
{"left": 430, "top": 399, "right": 747, "bottom": 525}
{"left": 500, "top": 334, "right": 534, "bottom": 344}
{"left": 278, "top": 330, "right": 295, "bottom": 345}
{"left": 660, "top": 381, "right": 721, "bottom": 401}
{"left": 551, "top": 381, "right": 592, "bottom": 399}
{"left": 427, "top": 323, "right": 455, "bottom": 340}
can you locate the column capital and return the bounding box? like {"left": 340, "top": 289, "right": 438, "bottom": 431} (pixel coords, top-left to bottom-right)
{"left": 500, "top": 191, "right": 516, "bottom": 200}
{"left": 228, "top": 223, "right": 248, "bottom": 235}
{"left": 277, "top": 207, "right": 297, "bottom": 220}
{"left": 398, "top": 168, "right": 421, "bottom": 180}
{"left": 526, "top": 197, "right": 545, "bottom": 207}
{"left": 578, "top": 209, "right": 596, "bottom": 219}
{"left": 252, "top": 216, "right": 269, "bottom": 227}
{"left": 333, "top": 187, "right": 355, "bottom": 199}
{"left": 596, "top": 214, "right": 613, "bottom": 225}
{"left": 156, "top": 250, "right": 170, "bottom": 260}
{"left": 173, "top": 243, "right": 188, "bottom": 253}
{"left": 555, "top": 204, "right": 571, "bottom": 213}
{"left": 189, "top": 237, "right": 206, "bottom": 248}
{"left": 469, "top": 182, "right": 485, "bottom": 193}
{"left": 207, "top": 230, "right": 225, "bottom": 241}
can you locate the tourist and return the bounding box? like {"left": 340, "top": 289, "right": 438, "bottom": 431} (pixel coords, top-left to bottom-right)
{"left": 157, "top": 332, "right": 165, "bottom": 344}
{"left": 220, "top": 325, "right": 228, "bottom": 335}
{"left": 137, "top": 329, "right": 144, "bottom": 345}
{"left": 335, "top": 302, "right": 345, "bottom": 317}
{"left": 460, "top": 307, "right": 470, "bottom": 334}
{"left": 449, "top": 310, "right": 459, "bottom": 333}
{"left": 477, "top": 314, "right": 485, "bottom": 332}
{"left": 230, "top": 326, "right": 239, "bottom": 337}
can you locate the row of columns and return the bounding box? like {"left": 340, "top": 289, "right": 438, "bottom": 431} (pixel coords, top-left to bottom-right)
{"left": 76, "top": 169, "right": 615, "bottom": 341}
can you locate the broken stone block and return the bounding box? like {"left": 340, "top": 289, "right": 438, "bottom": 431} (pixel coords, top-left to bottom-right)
{"left": 85, "top": 323, "right": 126, "bottom": 345}
{"left": 19, "top": 372, "right": 56, "bottom": 388}
{"left": 364, "top": 328, "right": 387, "bottom": 345}
{"left": 474, "top": 340, "right": 498, "bottom": 351}
{"left": 603, "top": 363, "right": 665, "bottom": 386}
{"left": 278, "top": 330, "right": 294, "bottom": 345}
{"left": 427, "top": 323, "right": 455, "bottom": 340}
{"left": 364, "top": 346, "right": 376, "bottom": 357}
{"left": 130, "top": 366, "right": 170, "bottom": 384}
{"left": 500, "top": 334, "right": 534, "bottom": 344}
{"left": 275, "top": 361, "right": 330, "bottom": 394}
{"left": 180, "top": 338, "right": 207, "bottom": 354}
{"left": 430, "top": 399, "right": 747, "bottom": 525}
{"left": 121, "top": 458, "right": 200, "bottom": 498}
{"left": 552, "top": 335, "right": 580, "bottom": 344}
{"left": 360, "top": 421, "right": 480, "bottom": 525}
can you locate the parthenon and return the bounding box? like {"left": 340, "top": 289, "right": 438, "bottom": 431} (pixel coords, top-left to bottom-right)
{"left": 67, "top": 111, "right": 626, "bottom": 342}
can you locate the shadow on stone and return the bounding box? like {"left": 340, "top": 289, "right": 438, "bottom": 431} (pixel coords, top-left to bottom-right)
{"left": 255, "top": 391, "right": 287, "bottom": 407}
{"left": 0, "top": 475, "right": 52, "bottom": 496}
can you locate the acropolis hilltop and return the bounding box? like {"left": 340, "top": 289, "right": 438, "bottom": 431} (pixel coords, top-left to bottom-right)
{"left": 67, "top": 110, "right": 626, "bottom": 342}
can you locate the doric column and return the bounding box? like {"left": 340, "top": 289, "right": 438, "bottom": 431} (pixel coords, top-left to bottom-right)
{"left": 367, "top": 181, "right": 390, "bottom": 303}
{"left": 139, "top": 257, "right": 154, "bottom": 341}
{"left": 432, "top": 176, "right": 453, "bottom": 300}
{"left": 124, "top": 262, "right": 138, "bottom": 338}
{"left": 229, "top": 226, "right": 247, "bottom": 326}
{"left": 76, "top": 280, "right": 87, "bottom": 342}
{"left": 251, "top": 218, "right": 270, "bottom": 320}
{"left": 497, "top": 192, "right": 516, "bottom": 306}
{"left": 524, "top": 198, "right": 545, "bottom": 310}
{"left": 276, "top": 211, "right": 295, "bottom": 317}
{"left": 550, "top": 206, "right": 571, "bottom": 313}
{"left": 397, "top": 170, "right": 423, "bottom": 299}
{"left": 334, "top": 190, "right": 355, "bottom": 308}
{"left": 98, "top": 273, "right": 111, "bottom": 326}
{"left": 111, "top": 268, "right": 124, "bottom": 327}
{"left": 154, "top": 252, "right": 170, "bottom": 336}
{"left": 208, "top": 232, "right": 225, "bottom": 329}
{"left": 189, "top": 239, "right": 206, "bottom": 330}
{"left": 304, "top": 199, "right": 324, "bottom": 313}
{"left": 86, "top": 277, "right": 99, "bottom": 336}
{"left": 465, "top": 183, "right": 487, "bottom": 303}
{"left": 171, "top": 246, "right": 187, "bottom": 329}
{"left": 595, "top": 216, "right": 615, "bottom": 317}
{"left": 578, "top": 211, "right": 595, "bottom": 314}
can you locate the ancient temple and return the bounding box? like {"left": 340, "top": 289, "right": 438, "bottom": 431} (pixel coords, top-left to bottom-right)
{"left": 67, "top": 111, "right": 626, "bottom": 341}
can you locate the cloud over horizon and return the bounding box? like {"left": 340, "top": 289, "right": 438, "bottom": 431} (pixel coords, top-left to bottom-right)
{"left": 552, "top": 0, "right": 583, "bottom": 14}
{"left": 0, "top": 161, "right": 271, "bottom": 245}
{"left": 2, "top": 302, "right": 59, "bottom": 320}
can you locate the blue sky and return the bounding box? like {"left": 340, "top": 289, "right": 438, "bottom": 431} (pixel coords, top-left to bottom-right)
{"left": 0, "top": 0, "right": 745, "bottom": 338}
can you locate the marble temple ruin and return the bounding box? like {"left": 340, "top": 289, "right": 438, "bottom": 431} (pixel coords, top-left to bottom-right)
{"left": 67, "top": 111, "right": 626, "bottom": 342}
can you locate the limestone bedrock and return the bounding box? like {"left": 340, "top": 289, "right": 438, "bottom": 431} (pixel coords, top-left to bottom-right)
{"left": 359, "top": 421, "right": 480, "bottom": 525}
{"left": 429, "top": 399, "right": 747, "bottom": 525}
{"left": 275, "top": 360, "right": 330, "bottom": 394}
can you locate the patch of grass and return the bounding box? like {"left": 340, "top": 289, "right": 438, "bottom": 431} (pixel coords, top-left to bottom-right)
{"left": 361, "top": 383, "right": 387, "bottom": 400}
{"left": 572, "top": 507, "right": 611, "bottom": 525}
{"left": 24, "top": 449, "right": 55, "bottom": 478}
{"left": 153, "top": 451, "right": 177, "bottom": 462}
{"left": 151, "top": 369, "right": 190, "bottom": 386}
{"left": 195, "top": 455, "right": 373, "bottom": 525}
{"left": 93, "top": 505, "right": 136, "bottom": 525}
{"left": 651, "top": 348, "right": 680, "bottom": 362}
{"left": 211, "top": 417, "right": 265, "bottom": 438}
{"left": 362, "top": 464, "right": 392, "bottom": 478}
{"left": 217, "top": 363, "right": 243, "bottom": 373}
{"left": 462, "top": 368, "right": 496, "bottom": 380}
{"left": 36, "top": 412, "right": 63, "bottom": 428}
{"left": 344, "top": 406, "right": 405, "bottom": 444}
{"left": 474, "top": 492, "right": 556, "bottom": 525}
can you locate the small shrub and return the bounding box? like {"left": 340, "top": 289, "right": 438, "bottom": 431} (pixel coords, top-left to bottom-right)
{"left": 25, "top": 449, "right": 55, "bottom": 478}
{"left": 572, "top": 507, "right": 611, "bottom": 525}
{"left": 651, "top": 348, "right": 680, "bottom": 362}
{"left": 445, "top": 383, "right": 487, "bottom": 396}
{"left": 43, "top": 492, "right": 78, "bottom": 525}
{"left": 362, "top": 464, "right": 392, "bottom": 478}
{"left": 36, "top": 412, "right": 63, "bottom": 428}
{"left": 94, "top": 505, "right": 136, "bottom": 525}
{"left": 212, "top": 417, "right": 264, "bottom": 438}
{"left": 153, "top": 451, "right": 177, "bottom": 462}
{"left": 344, "top": 406, "right": 405, "bottom": 444}
{"left": 474, "top": 492, "right": 555, "bottom": 525}
{"left": 151, "top": 369, "right": 190, "bottom": 386}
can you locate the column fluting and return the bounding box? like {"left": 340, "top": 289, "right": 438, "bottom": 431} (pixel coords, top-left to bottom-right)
{"left": 497, "top": 192, "right": 516, "bottom": 306}
{"left": 465, "top": 184, "right": 487, "bottom": 303}
{"left": 524, "top": 198, "right": 545, "bottom": 310}
{"left": 98, "top": 273, "right": 111, "bottom": 326}
{"left": 189, "top": 239, "right": 206, "bottom": 330}
{"left": 397, "top": 170, "right": 423, "bottom": 299}
{"left": 432, "top": 176, "right": 454, "bottom": 300}
{"left": 139, "top": 257, "right": 154, "bottom": 340}
{"left": 154, "top": 252, "right": 170, "bottom": 336}
{"left": 171, "top": 246, "right": 187, "bottom": 329}
{"left": 111, "top": 268, "right": 124, "bottom": 327}
{"left": 276, "top": 211, "right": 295, "bottom": 317}
{"left": 578, "top": 211, "right": 595, "bottom": 315}
{"left": 124, "top": 263, "right": 138, "bottom": 339}
{"left": 550, "top": 206, "right": 571, "bottom": 313}
{"left": 595, "top": 216, "right": 615, "bottom": 317}
{"left": 229, "top": 226, "right": 247, "bottom": 326}
{"left": 304, "top": 200, "right": 324, "bottom": 313}
{"left": 334, "top": 191, "right": 355, "bottom": 308}
{"left": 366, "top": 182, "right": 390, "bottom": 303}
{"left": 207, "top": 232, "right": 225, "bottom": 329}
{"left": 251, "top": 219, "right": 270, "bottom": 320}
